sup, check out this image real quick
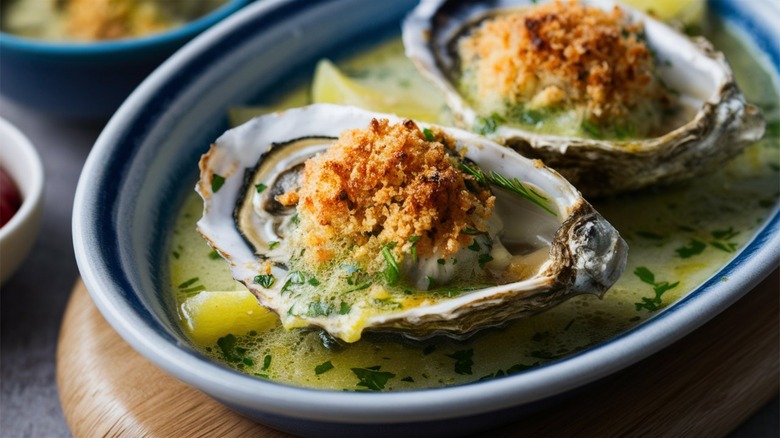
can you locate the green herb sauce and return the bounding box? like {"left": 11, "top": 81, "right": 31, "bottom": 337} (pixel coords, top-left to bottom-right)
{"left": 169, "top": 19, "right": 779, "bottom": 391}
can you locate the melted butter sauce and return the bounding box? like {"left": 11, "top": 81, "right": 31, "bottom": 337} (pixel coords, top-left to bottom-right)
{"left": 169, "top": 19, "right": 779, "bottom": 391}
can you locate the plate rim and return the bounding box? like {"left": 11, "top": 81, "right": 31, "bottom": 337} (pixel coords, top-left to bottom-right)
{"left": 73, "top": 0, "right": 780, "bottom": 425}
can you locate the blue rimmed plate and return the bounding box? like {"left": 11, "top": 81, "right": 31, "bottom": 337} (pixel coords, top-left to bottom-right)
{"left": 73, "top": 0, "right": 779, "bottom": 436}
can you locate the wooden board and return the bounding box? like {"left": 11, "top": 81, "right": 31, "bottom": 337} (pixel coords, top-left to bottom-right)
{"left": 57, "top": 270, "right": 779, "bottom": 437}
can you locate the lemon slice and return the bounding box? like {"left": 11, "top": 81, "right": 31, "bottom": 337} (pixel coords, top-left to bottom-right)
{"left": 180, "top": 290, "right": 278, "bottom": 345}
{"left": 622, "top": 0, "right": 704, "bottom": 24}
{"left": 311, "top": 59, "right": 441, "bottom": 123}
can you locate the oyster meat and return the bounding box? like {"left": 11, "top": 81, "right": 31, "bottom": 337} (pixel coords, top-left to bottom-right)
{"left": 197, "top": 104, "right": 627, "bottom": 342}
{"left": 402, "top": 0, "right": 765, "bottom": 197}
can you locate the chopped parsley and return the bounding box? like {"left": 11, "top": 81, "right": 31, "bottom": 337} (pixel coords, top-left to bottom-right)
{"left": 178, "top": 277, "right": 199, "bottom": 289}
{"left": 409, "top": 235, "right": 421, "bottom": 263}
{"left": 208, "top": 249, "right": 221, "bottom": 260}
{"left": 382, "top": 243, "right": 400, "bottom": 286}
{"left": 307, "top": 301, "right": 333, "bottom": 317}
{"left": 422, "top": 127, "right": 435, "bottom": 142}
{"left": 633, "top": 266, "right": 679, "bottom": 312}
{"left": 478, "top": 253, "right": 493, "bottom": 268}
{"left": 262, "top": 354, "right": 272, "bottom": 371}
{"left": 351, "top": 366, "right": 396, "bottom": 391}
{"left": 211, "top": 174, "right": 226, "bottom": 193}
{"left": 467, "top": 240, "right": 480, "bottom": 251}
{"left": 474, "top": 113, "right": 504, "bottom": 135}
{"left": 581, "top": 120, "right": 603, "bottom": 139}
{"left": 446, "top": 349, "right": 474, "bottom": 375}
{"left": 268, "top": 241, "right": 280, "bottom": 250}
{"left": 281, "top": 271, "right": 306, "bottom": 293}
{"left": 315, "top": 361, "right": 334, "bottom": 375}
{"left": 254, "top": 274, "right": 275, "bottom": 288}
{"left": 216, "top": 334, "right": 245, "bottom": 363}
{"left": 675, "top": 239, "right": 706, "bottom": 258}
{"left": 255, "top": 183, "right": 268, "bottom": 193}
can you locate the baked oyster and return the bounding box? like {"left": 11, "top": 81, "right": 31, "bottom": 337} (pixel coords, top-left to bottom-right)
{"left": 197, "top": 104, "right": 627, "bottom": 342}
{"left": 402, "top": 0, "right": 765, "bottom": 197}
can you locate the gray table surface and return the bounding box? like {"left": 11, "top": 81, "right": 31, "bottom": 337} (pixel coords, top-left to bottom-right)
{"left": 0, "top": 95, "right": 777, "bottom": 437}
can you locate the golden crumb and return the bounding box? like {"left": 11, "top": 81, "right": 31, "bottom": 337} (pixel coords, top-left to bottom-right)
{"left": 287, "top": 119, "right": 494, "bottom": 270}
{"left": 458, "top": 0, "right": 664, "bottom": 124}
{"left": 276, "top": 191, "right": 299, "bottom": 207}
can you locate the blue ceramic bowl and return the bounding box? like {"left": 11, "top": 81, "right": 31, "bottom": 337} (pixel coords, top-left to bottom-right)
{"left": 0, "top": 0, "right": 248, "bottom": 120}
{"left": 73, "top": 0, "right": 780, "bottom": 436}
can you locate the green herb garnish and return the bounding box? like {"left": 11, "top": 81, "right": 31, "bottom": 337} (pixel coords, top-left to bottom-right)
{"left": 446, "top": 349, "right": 474, "bottom": 375}
{"left": 208, "top": 249, "right": 221, "bottom": 260}
{"left": 478, "top": 253, "right": 494, "bottom": 268}
{"left": 675, "top": 239, "right": 706, "bottom": 258}
{"left": 437, "top": 258, "right": 446, "bottom": 265}
{"left": 254, "top": 274, "right": 275, "bottom": 288}
{"left": 262, "top": 354, "right": 272, "bottom": 370}
{"left": 633, "top": 266, "right": 679, "bottom": 312}
{"left": 268, "top": 241, "right": 280, "bottom": 250}
{"left": 422, "top": 127, "right": 435, "bottom": 142}
{"left": 408, "top": 235, "right": 421, "bottom": 263}
{"left": 211, "top": 174, "right": 226, "bottom": 193}
{"left": 281, "top": 271, "right": 306, "bottom": 293}
{"left": 216, "top": 334, "right": 243, "bottom": 363}
{"left": 315, "top": 361, "right": 334, "bottom": 375}
{"left": 339, "top": 302, "right": 351, "bottom": 315}
{"left": 460, "top": 162, "right": 557, "bottom": 216}
{"left": 307, "top": 301, "right": 333, "bottom": 317}
{"left": 467, "top": 240, "right": 480, "bottom": 251}
{"left": 255, "top": 183, "right": 268, "bottom": 193}
{"left": 581, "top": 120, "right": 603, "bottom": 139}
{"left": 178, "top": 277, "right": 199, "bottom": 289}
{"left": 351, "top": 366, "right": 396, "bottom": 391}
{"left": 474, "top": 113, "right": 504, "bottom": 135}
{"left": 382, "top": 243, "right": 400, "bottom": 286}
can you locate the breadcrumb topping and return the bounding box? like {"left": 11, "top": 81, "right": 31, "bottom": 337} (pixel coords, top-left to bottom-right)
{"left": 458, "top": 0, "right": 665, "bottom": 125}
{"left": 284, "top": 119, "right": 495, "bottom": 270}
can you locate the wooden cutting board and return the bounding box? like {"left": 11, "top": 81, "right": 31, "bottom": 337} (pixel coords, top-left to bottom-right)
{"left": 57, "top": 269, "right": 779, "bottom": 437}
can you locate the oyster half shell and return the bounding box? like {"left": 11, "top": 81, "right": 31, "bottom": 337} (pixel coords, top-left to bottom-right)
{"left": 197, "top": 104, "right": 627, "bottom": 342}
{"left": 402, "top": 0, "right": 765, "bottom": 197}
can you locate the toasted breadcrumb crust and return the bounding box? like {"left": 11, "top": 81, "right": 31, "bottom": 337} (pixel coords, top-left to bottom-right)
{"left": 458, "top": 0, "right": 664, "bottom": 124}
{"left": 283, "top": 118, "right": 495, "bottom": 270}
{"left": 65, "top": 0, "right": 176, "bottom": 40}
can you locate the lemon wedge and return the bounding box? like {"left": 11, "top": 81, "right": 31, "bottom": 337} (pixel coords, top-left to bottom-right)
{"left": 180, "top": 290, "right": 278, "bottom": 345}
{"left": 622, "top": 0, "right": 704, "bottom": 24}
{"left": 311, "top": 59, "right": 441, "bottom": 123}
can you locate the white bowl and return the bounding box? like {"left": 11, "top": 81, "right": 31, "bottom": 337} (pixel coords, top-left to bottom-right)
{"left": 0, "top": 117, "right": 44, "bottom": 284}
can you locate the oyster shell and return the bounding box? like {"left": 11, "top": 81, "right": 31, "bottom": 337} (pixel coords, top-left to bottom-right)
{"left": 196, "top": 104, "right": 627, "bottom": 342}
{"left": 402, "top": 0, "right": 765, "bottom": 197}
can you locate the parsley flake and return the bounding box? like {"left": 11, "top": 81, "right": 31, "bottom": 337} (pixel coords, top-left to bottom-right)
{"left": 211, "top": 174, "right": 226, "bottom": 193}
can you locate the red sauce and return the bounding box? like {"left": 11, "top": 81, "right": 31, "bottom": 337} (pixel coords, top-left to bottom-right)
{"left": 0, "top": 167, "right": 22, "bottom": 227}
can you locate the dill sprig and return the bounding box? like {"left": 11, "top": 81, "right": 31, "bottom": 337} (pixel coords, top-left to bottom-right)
{"left": 460, "top": 162, "right": 557, "bottom": 216}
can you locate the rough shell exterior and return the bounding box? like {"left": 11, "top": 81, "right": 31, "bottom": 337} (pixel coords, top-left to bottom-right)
{"left": 402, "top": 0, "right": 765, "bottom": 197}
{"left": 196, "top": 104, "right": 628, "bottom": 341}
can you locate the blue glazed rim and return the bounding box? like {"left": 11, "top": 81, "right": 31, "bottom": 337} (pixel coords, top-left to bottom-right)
{"left": 0, "top": 0, "right": 248, "bottom": 55}
{"left": 73, "top": 0, "right": 780, "bottom": 426}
